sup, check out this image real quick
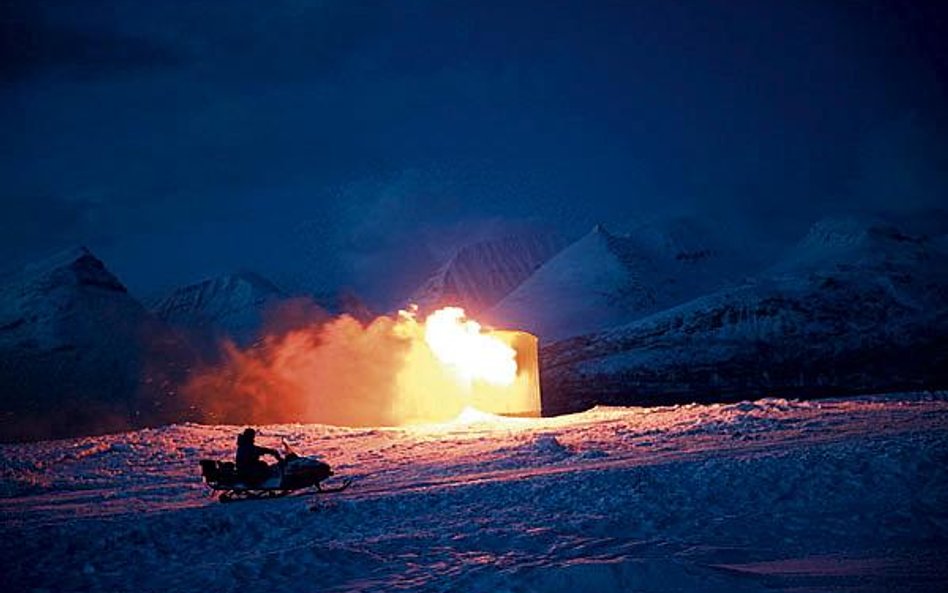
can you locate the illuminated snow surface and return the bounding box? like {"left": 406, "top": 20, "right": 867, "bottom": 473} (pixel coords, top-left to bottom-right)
{"left": 2, "top": 394, "right": 947, "bottom": 592}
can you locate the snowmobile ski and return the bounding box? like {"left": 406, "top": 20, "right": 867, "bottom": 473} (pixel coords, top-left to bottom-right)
{"left": 315, "top": 477, "right": 353, "bottom": 494}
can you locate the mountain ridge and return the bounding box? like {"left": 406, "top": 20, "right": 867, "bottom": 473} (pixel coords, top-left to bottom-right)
{"left": 409, "top": 232, "right": 563, "bottom": 316}
{"left": 0, "top": 247, "right": 196, "bottom": 441}
{"left": 539, "top": 214, "right": 948, "bottom": 414}
{"left": 489, "top": 217, "right": 759, "bottom": 341}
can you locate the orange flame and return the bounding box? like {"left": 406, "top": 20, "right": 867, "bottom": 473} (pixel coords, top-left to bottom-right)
{"left": 183, "top": 304, "right": 532, "bottom": 427}
{"left": 423, "top": 307, "right": 517, "bottom": 386}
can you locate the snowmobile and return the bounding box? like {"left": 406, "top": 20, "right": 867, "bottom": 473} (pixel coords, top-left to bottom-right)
{"left": 199, "top": 441, "right": 352, "bottom": 503}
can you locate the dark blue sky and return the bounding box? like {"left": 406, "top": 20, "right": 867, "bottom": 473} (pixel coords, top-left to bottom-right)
{"left": 2, "top": 0, "right": 946, "bottom": 307}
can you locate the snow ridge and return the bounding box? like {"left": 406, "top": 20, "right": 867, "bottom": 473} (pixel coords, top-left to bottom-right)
{"left": 152, "top": 272, "right": 286, "bottom": 344}
{"left": 410, "top": 233, "right": 563, "bottom": 316}
{"left": 490, "top": 217, "right": 755, "bottom": 341}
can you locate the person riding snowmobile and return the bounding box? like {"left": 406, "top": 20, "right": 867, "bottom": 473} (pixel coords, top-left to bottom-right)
{"left": 235, "top": 428, "right": 282, "bottom": 485}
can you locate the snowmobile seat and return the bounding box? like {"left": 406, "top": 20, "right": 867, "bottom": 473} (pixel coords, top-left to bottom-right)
{"left": 218, "top": 461, "right": 237, "bottom": 481}
{"left": 199, "top": 460, "right": 219, "bottom": 481}
{"left": 200, "top": 460, "right": 239, "bottom": 486}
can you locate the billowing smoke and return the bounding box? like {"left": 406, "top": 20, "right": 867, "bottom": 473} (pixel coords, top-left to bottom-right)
{"left": 185, "top": 314, "right": 409, "bottom": 426}
{"left": 182, "top": 303, "right": 521, "bottom": 427}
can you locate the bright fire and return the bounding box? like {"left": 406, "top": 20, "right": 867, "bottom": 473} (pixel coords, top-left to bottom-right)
{"left": 423, "top": 307, "right": 517, "bottom": 386}
{"left": 184, "top": 304, "right": 540, "bottom": 427}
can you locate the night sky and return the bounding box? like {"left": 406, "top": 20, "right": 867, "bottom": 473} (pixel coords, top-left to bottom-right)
{"left": 2, "top": 1, "right": 946, "bottom": 308}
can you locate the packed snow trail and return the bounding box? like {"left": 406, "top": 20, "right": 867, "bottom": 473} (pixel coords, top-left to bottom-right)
{"left": 2, "top": 393, "right": 947, "bottom": 592}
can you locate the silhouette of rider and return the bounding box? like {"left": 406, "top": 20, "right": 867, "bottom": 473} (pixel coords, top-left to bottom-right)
{"left": 235, "top": 428, "right": 282, "bottom": 485}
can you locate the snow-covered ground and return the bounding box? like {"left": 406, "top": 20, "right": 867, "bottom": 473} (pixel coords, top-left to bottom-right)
{"left": 2, "top": 392, "right": 947, "bottom": 592}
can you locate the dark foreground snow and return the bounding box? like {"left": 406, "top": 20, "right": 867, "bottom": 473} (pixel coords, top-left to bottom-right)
{"left": 2, "top": 393, "right": 947, "bottom": 592}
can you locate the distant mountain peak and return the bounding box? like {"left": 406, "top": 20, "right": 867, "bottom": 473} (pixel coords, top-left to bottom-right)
{"left": 20, "top": 245, "right": 94, "bottom": 274}
{"left": 170, "top": 271, "right": 285, "bottom": 304}
{"left": 0, "top": 248, "right": 195, "bottom": 442}
{"left": 10, "top": 245, "right": 127, "bottom": 294}
{"left": 775, "top": 215, "right": 938, "bottom": 275}
{"left": 590, "top": 223, "right": 610, "bottom": 236}
{"left": 540, "top": 211, "right": 948, "bottom": 414}
{"left": 409, "top": 232, "right": 564, "bottom": 315}
{"left": 489, "top": 217, "right": 756, "bottom": 341}
{"left": 151, "top": 271, "right": 287, "bottom": 344}
{"left": 224, "top": 270, "right": 284, "bottom": 292}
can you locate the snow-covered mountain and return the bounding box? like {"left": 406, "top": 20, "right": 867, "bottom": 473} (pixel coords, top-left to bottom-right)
{"left": 0, "top": 247, "right": 194, "bottom": 442}
{"left": 152, "top": 272, "right": 287, "bottom": 348}
{"left": 489, "top": 218, "right": 757, "bottom": 341}
{"left": 409, "top": 233, "right": 563, "bottom": 316}
{"left": 540, "top": 215, "right": 948, "bottom": 414}
{"left": 153, "top": 272, "right": 382, "bottom": 353}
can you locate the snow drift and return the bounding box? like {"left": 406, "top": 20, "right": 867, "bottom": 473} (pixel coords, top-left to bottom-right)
{"left": 2, "top": 392, "right": 945, "bottom": 593}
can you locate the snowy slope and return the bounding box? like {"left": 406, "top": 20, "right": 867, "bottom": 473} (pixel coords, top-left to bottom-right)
{"left": 489, "top": 218, "right": 755, "bottom": 341}
{"left": 0, "top": 247, "right": 194, "bottom": 442}
{"left": 152, "top": 272, "right": 287, "bottom": 347}
{"left": 1, "top": 392, "right": 946, "bottom": 592}
{"left": 409, "top": 233, "right": 563, "bottom": 316}
{"left": 540, "top": 216, "right": 948, "bottom": 414}
{"left": 0, "top": 247, "right": 136, "bottom": 351}
{"left": 153, "top": 272, "right": 380, "bottom": 349}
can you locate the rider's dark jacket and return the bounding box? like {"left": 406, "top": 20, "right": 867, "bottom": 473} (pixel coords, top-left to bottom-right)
{"left": 235, "top": 433, "right": 279, "bottom": 483}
